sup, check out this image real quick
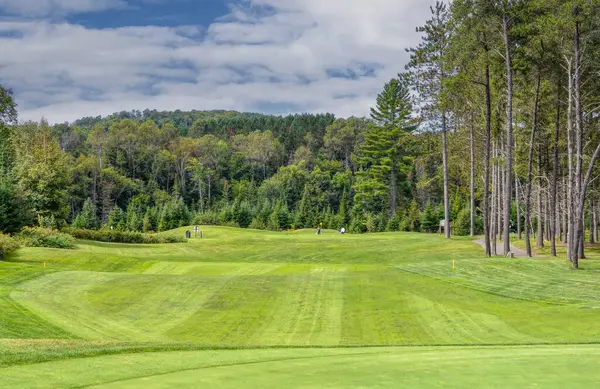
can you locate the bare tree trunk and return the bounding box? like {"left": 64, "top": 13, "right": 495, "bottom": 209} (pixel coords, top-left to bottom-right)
{"left": 590, "top": 200, "right": 596, "bottom": 244}
{"left": 497, "top": 146, "right": 503, "bottom": 244}
{"left": 524, "top": 67, "right": 541, "bottom": 257}
{"left": 483, "top": 62, "right": 492, "bottom": 256}
{"left": 491, "top": 142, "right": 497, "bottom": 255}
{"left": 442, "top": 113, "right": 450, "bottom": 239}
{"left": 563, "top": 176, "right": 569, "bottom": 244}
{"left": 573, "top": 18, "right": 585, "bottom": 266}
{"left": 573, "top": 143, "right": 600, "bottom": 268}
{"left": 207, "top": 174, "right": 211, "bottom": 208}
{"left": 551, "top": 81, "right": 561, "bottom": 256}
{"left": 516, "top": 176, "right": 522, "bottom": 239}
{"left": 567, "top": 61, "right": 575, "bottom": 260}
{"left": 536, "top": 155, "right": 544, "bottom": 249}
{"left": 594, "top": 200, "right": 598, "bottom": 242}
{"left": 470, "top": 116, "right": 475, "bottom": 236}
{"left": 390, "top": 163, "right": 397, "bottom": 218}
{"left": 502, "top": 11, "right": 514, "bottom": 256}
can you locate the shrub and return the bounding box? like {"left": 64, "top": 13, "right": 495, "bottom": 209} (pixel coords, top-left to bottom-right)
{"left": 387, "top": 212, "right": 403, "bottom": 232}
{"left": 0, "top": 233, "right": 19, "bottom": 259}
{"left": 349, "top": 217, "right": 367, "bottom": 234}
{"left": 19, "top": 227, "right": 76, "bottom": 249}
{"left": 63, "top": 228, "right": 187, "bottom": 244}
{"left": 193, "top": 211, "right": 219, "bottom": 226}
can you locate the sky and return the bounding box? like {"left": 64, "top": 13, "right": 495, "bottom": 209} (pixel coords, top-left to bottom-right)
{"left": 0, "top": 0, "right": 436, "bottom": 124}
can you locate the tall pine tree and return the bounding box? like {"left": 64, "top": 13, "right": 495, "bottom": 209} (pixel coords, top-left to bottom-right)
{"left": 354, "top": 75, "right": 414, "bottom": 217}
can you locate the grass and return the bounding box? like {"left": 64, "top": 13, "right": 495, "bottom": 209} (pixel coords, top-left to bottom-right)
{"left": 3, "top": 227, "right": 600, "bottom": 387}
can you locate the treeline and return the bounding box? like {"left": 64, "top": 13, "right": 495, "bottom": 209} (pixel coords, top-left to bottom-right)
{"left": 0, "top": 104, "right": 467, "bottom": 236}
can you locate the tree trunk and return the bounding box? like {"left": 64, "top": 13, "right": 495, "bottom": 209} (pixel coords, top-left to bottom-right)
{"left": 594, "top": 200, "right": 598, "bottom": 242}
{"left": 470, "top": 116, "right": 475, "bottom": 236}
{"left": 573, "top": 142, "right": 600, "bottom": 268}
{"left": 550, "top": 80, "right": 561, "bottom": 256}
{"left": 442, "top": 113, "right": 450, "bottom": 239}
{"left": 516, "top": 176, "right": 522, "bottom": 239}
{"left": 491, "top": 143, "right": 497, "bottom": 255}
{"left": 483, "top": 62, "right": 492, "bottom": 256}
{"left": 498, "top": 152, "right": 504, "bottom": 242}
{"left": 566, "top": 60, "right": 575, "bottom": 260}
{"left": 590, "top": 200, "right": 596, "bottom": 244}
{"left": 502, "top": 11, "right": 513, "bottom": 255}
{"left": 390, "top": 163, "right": 398, "bottom": 218}
{"left": 536, "top": 154, "right": 544, "bottom": 249}
{"left": 524, "top": 67, "right": 541, "bottom": 257}
{"left": 573, "top": 18, "right": 585, "bottom": 265}
{"left": 207, "top": 174, "right": 212, "bottom": 208}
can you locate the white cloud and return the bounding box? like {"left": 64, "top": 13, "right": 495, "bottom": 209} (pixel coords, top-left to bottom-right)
{"left": 0, "top": 0, "right": 437, "bottom": 124}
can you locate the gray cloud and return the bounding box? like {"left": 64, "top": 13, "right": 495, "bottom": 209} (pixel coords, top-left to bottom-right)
{"left": 0, "top": 0, "right": 436, "bottom": 123}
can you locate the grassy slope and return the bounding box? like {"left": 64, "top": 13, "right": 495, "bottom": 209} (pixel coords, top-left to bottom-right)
{"left": 3, "top": 227, "right": 600, "bottom": 387}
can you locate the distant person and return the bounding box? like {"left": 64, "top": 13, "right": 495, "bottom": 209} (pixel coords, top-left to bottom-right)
{"left": 340, "top": 227, "right": 346, "bottom": 234}
{"left": 317, "top": 226, "right": 321, "bottom": 235}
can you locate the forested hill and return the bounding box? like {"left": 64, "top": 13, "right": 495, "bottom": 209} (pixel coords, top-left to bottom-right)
{"left": 70, "top": 110, "right": 336, "bottom": 156}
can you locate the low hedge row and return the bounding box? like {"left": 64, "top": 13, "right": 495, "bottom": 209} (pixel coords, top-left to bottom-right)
{"left": 63, "top": 228, "right": 187, "bottom": 244}
{"left": 0, "top": 233, "right": 19, "bottom": 259}
{"left": 19, "top": 227, "right": 77, "bottom": 249}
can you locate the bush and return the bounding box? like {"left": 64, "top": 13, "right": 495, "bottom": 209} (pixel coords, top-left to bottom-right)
{"left": 193, "top": 211, "right": 219, "bottom": 226}
{"left": 19, "top": 227, "right": 76, "bottom": 249}
{"left": 63, "top": 228, "right": 187, "bottom": 244}
{"left": 0, "top": 233, "right": 19, "bottom": 259}
{"left": 349, "top": 217, "right": 367, "bottom": 234}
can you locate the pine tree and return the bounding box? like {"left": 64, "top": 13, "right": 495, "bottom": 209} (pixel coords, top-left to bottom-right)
{"left": 73, "top": 198, "right": 98, "bottom": 230}
{"left": 107, "top": 206, "right": 125, "bottom": 231}
{"left": 355, "top": 75, "right": 414, "bottom": 218}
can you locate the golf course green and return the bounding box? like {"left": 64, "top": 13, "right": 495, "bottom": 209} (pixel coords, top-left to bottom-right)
{"left": 2, "top": 227, "right": 600, "bottom": 388}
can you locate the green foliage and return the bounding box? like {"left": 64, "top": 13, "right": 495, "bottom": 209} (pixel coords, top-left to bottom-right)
{"left": 387, "top": 212, "right": 403, "bottom": 232}
{"left": 354, "top": 76, "right": 414, "bottom": 217}
{"left": 0, "top": 178, "right": 30, "bottom": 233}
{"left": 235, "top": 201, "right": 253, "bottom": 229}
{"left": 64, "top": 228, "right": 187, "bottom": 244}
{"left": 19, "top": 227, "right": 76, "bottom": 249}
{"left": 0, "top": 233, "right": 19, "bottom": 259}
{"left": 401, "top": 201, "right": 422, "bottom": 232}
{"left": 421, "top": 204, "right": 439, "bottom": 233}
{"left": 453, "top": 207, "right": 483, "bottom": 236}
{"left": 72, "top": 198, "right": 98, "bottom": 230}
{"left": 107, "top": 207, "right": 126, "bottom": 231}
{"left": 12, "top": 121, "right": 72, "bottom": 224}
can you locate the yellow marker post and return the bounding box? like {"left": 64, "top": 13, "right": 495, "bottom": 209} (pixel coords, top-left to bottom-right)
{"left": 43, "top": 263, "right": 46, "bottom": 268}
{"left": 452, "top": 258, "right": 455, "bottom": 270}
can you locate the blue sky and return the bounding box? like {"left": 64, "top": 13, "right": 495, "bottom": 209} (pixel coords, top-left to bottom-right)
{"left": 0, "top": 0, "right": 435, "bottom": 123}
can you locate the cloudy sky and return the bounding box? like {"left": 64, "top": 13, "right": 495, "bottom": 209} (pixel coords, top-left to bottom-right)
{"left": 0, "top": 0, "right": 435, "bottom": 124}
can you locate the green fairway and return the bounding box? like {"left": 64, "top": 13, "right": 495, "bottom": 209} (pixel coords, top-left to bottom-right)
{"left": 3, "top": 227, "right": 600, "bottom": 387}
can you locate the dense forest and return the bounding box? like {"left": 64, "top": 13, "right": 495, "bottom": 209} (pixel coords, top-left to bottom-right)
{"left": 1, "top": 0, "right": 600, "bottom": 268}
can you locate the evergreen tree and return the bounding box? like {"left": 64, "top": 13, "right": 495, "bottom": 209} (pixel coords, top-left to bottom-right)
{"left": 355, "top": 75, "right": 414, "bottom": 218}
{"left": 421, "top": 203, "right": 438, "bottom": 233}
{"left": 73, "top": 198, "right": 98, "bottom": 230}
{"left": 107, "top": 207, "right": 126, "bottom": 231}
